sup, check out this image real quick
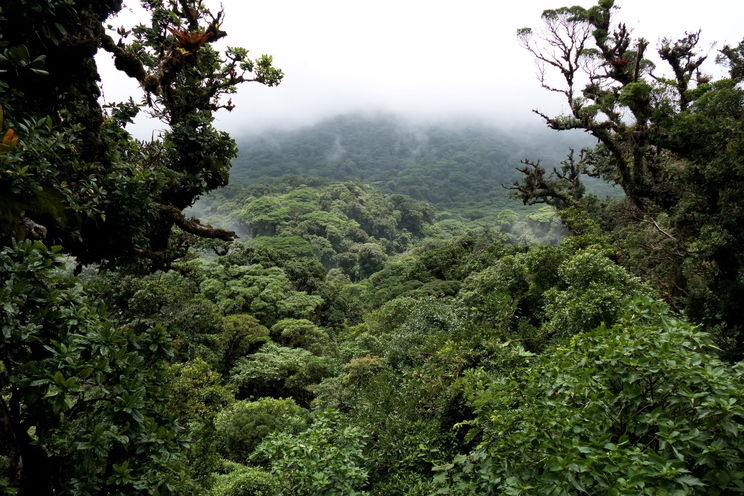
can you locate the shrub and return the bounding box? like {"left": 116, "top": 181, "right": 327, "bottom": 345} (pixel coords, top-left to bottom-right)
{"left": 211, "top": 462, "right": 284, "bottom": 496}
{"left": 214, "top": 398, "right": 309, "bottom": 462}
{"left": 437, "top": 298, "right": 744, "bottom": 495}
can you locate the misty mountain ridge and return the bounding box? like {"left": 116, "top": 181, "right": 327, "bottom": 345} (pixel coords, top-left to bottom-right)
{"left": 228, "top": 113, "right": 602, "bottom": 207}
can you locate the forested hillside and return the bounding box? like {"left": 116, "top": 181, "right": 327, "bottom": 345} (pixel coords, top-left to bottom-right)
{"left": 228, "top": 114, "right": 599, "bottom": 207}
{"left": 194, "top": 115, "right": 603, "bottom": 241}
{"left": 2, "top": 1, "right": 744, "bottom": 496}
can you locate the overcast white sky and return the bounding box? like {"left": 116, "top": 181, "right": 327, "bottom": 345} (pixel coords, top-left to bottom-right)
{"left": 97, "top": 0, "right": 743, "bottom": 138}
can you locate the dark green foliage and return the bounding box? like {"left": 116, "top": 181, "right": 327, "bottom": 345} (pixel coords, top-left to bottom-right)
{"left": 34, "top": 178, "right": 739, "bottom": 496}
{"left": 459, "top": 247, "right": 565, "bottom": 342}
{"left": 226, "top": 114, "right": 592, "bottom": 207}
{"left": 219, "top": 314, "right": 271, "bottom": 373}
{"left": 3, "top": 2, "right": 743, "bottom": 495}
{"left": 0, "top": 242, "right": 187, "bottom": 495}
{"left": 0, "top": 1, "right": 286, "bottom": 493}
{"left": 91, "top": 268, "right": 228, "bottom": 363}
{"left": 366, "top": 232, "right": 512, "bottom": 306}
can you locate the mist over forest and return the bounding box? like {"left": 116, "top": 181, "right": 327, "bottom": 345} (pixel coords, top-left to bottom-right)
{"left": 2, "top": 1, "right": 744, "bottom": 495}
{"left": 227, "top": 114, "right": 598, "bottom": 204}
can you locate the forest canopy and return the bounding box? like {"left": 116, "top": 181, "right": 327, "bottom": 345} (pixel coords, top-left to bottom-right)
{"left": 1, "top": 1, "right": 744, "bottom": 495}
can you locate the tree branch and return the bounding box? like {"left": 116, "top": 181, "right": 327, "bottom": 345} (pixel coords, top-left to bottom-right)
{"left": 644, "top": 216, "right": 676, "bottom": 241}
{"left": 157, "top": 203, "right": 237, "bottom": 241}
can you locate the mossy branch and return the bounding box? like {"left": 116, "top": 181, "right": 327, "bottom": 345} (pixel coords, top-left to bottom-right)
{"left": 157, "top": 203, "right": 236, "bottom": 242}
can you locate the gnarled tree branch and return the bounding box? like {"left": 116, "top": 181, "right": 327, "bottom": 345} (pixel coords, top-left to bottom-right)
{"left": 157, "top": 203, "right": 237, "bottom": 241}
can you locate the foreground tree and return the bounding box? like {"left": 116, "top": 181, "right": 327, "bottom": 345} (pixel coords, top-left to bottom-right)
{"left": 0, "top": 0, "right": 282, "bottom": 266}
{"left": 435, "top": 298, "right": 744, "bottom": 495}
{"left": 0, "top": 1, "right": 282, "bottom": 493}
{"left": 512, "top": 0, "right": 744, "bottom": 357}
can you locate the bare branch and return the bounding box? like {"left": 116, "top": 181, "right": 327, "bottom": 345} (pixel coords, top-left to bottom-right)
{"left": 644, "top": 216, "right": 677, "bottom": 242}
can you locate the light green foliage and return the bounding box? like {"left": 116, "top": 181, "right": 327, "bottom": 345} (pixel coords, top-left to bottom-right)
{"left": 218, "top": 314, "right": 270, "bottom": 373}
{"left": 210, "top": 462, "right": 284, "bottom": 496}
{"left": 217, "top": 237, "right": 330, "bottom": 296}
{"left": 252, "top": 412, "right": 369, "bottom": 496}
{"left": 321, "top": 182, "right": 400, "bottom": 239}
{"left": 271, "top": 318, "right": 329, "bottom": 351}
{"left": 542, "top": 246, "right": 651, "bottom": 337}
{"left": 292, "top": 210, "right": 359, "bottom": 252}
{"left": 230, "top": 343, "right": 338, "bottom": 406}
{"left": 166, "top": 358, "right": 234, "bottom": 423}
{"left": 234, "top": 195, "right": 301, "bottom": 236}
{"left": 214, "top": 398, "right": 309, "bottom": 462}
{"left": 193, "top": 259, "right": 322, "bottom": 326}
{"left": 198, "top": 180, "right": 436, "bottom": 280}
{"left": 436, "top": 298, "right": 744, "bottom": 495}
{"left": 458, "top": 244, "right": 651, "bottom": 347}
{"left": 245, "top": 235, "right": 318, "bottom": 261}
{"left": 424, "top": 203, "right": 565, "bottom": 247}
{"left": 16, "top": 170, "right": 738, "bottom": 496}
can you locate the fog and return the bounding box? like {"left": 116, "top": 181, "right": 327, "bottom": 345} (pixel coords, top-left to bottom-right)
{"left": 97, "top": 0, "right": 744, "bottom": 138}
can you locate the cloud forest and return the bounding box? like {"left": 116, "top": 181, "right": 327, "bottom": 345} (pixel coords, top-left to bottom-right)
{"left": 1, "top": 1, "right": 743, "bottom": 495}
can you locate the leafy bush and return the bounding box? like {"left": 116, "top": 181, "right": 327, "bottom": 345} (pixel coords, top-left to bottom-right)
{"left": 230, "top": 343, "right": 338, "bottom": 406}
{"left": 541, "top": 246, "right": 651, "bottom": 337}
{"left": 436, "top": 298, "right": 744, "bottom": 495}
{"left": 218, "top": 314, "right": 271, "bottom": 373}
{"left": 193, "top": 260, "right": 323, "bottom": 326}
{"left": 252, "top": 412, "right": 369, "bottom": 496}
{"left": 211, "top": 462, "right": 284, "bottom": 496}
{"left": 270, "top": 318, "right": 329, "bottom": 351}
{"left": 167, "top": 358, "right": 234, "bottom": 422}
{"left": 0, "top": 241, "right": 187, "bottom": 495}
{"left": 214, "top": 398, "right": 309, "bottom": 462}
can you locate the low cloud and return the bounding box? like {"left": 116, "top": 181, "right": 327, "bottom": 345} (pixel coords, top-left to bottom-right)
{"left": 98, "top": 0, "right": 744, "bottom": 139}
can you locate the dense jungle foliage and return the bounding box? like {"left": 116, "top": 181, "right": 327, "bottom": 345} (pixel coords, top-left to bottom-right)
{"left": 2, "top": 1, "right": 744, "bottom": 495}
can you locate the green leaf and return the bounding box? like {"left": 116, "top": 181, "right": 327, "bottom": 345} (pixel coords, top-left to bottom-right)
{"left": 675, "top": 474, "right": 705, "bottom": 487}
